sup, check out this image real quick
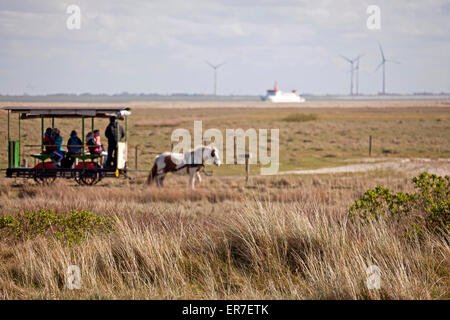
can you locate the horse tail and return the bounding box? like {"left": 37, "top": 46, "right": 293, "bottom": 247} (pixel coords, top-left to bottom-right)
{"left": 147, "top": 161, "right": 158, "bottom": 185}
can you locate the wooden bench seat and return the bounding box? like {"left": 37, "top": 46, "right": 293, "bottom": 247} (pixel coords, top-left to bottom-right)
{"left": 31, "top": 153, "right": 54, "bottom": 161}
{"left": 70, "top": 153, "right": 102, "bottom": 161}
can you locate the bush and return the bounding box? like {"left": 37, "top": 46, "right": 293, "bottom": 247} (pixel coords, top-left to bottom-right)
{"left": 0, "top": 210, "right": 115, "bottom": 245}
{"left": 283, "top": 113, "right": 318, "bottom": 122}
{"left": 349, "top": 172, "right": 449, "bottom": 238}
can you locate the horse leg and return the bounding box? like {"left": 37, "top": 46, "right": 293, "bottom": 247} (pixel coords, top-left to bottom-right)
{"left": 156, "top": 173, "right": 164, "bottom": 188}
{"left": 159, "top": 174, "right": 166, "bottom": 187}
{"left": 196, "top": 171, "right": 202, "bottom": 184}
{"left": 188, "top": 168, "right": 196, "bottom": 189}
{"left": 147, "top": 162, "right": 158, "bottom": 184}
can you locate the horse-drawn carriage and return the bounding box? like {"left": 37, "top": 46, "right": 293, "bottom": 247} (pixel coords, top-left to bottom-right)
{"left": 4, "top": 106, "right": 131, "bottom": 185}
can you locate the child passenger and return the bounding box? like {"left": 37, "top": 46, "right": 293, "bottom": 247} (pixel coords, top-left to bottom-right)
{"left": 94, "top": 130, "right": 108, "bottom": 166}
{"left": 51, "top": 128, "right": 66, "bottom": 167}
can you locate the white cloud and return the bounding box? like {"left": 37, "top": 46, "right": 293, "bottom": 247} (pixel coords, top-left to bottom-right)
{"left": 0, "top": 0, "right": 448, "bottom": 94}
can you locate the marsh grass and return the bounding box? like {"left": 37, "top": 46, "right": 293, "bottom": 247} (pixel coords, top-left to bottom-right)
{"left": 0, "top": 173, "right": 448, "bottom": 299}
{"left": 0, "top": 102, "right": 449, "bottom": 299}
{"left": 282, "top": 113, "right": 318, "bottom": 122}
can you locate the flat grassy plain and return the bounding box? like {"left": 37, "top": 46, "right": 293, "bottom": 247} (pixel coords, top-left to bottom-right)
{"left": 0, "top": 100, "right": 449, "bottom": 299}
{"left": 1, "top": 100, "right": 449, "bottom": 174}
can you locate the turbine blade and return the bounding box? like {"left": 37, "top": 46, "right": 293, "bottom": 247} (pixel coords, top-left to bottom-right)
{"left": 216, "top": 61, "right": 227, "bottom": 69}
{"left": 374, "top": 62, "right": 384, "bottom": 72}
{"left": 378, "top": 43, "right": 385, "bottom": 61}
{"left": 205, "top": 60, "right": 215, "bottom": 68}
{"left": 340, "top": 55, "right": 352, "bottom": 63}
{"left": 387, "top": 59, "right": 400, "bottom": 64}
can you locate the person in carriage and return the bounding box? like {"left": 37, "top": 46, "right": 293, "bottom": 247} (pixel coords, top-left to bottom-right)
{"left": 43, "top": 127, "right": 55, "bottom": 154}
{"left": 105, "top": 117, "right": 124, "bottom": 168}
{"left": 51, "top": 128, "right": 66, "bottom": 167}
{"left": 67, "top": 130, "right": 82, "bottom": 154}
{"left": 86, "top": 131, "right": 97, "bottom": 154}
{"left": 62, "top": 130, "right": 83, "bottom": 168}
{"left": 86, "top": 131, "right": 107, "bottom": 167}
{"left": 93, "top": 129, "right": 108, "bottom": 166}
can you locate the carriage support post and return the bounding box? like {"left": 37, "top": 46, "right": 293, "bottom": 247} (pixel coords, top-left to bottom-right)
{"left": 7, "top": 110, "right": 10, "bottom": 142}
{"left": 18, "top": 113, "right": 21, "bottom": 165}
{"left": 82, "top": 116, "right": 85, "bottom": 171}
{"left": 115, "top": 119, "right": 119, "bottom": 170}
{"left": 41, "top": 115, "right": 45, "bottom": 172}
{"left": 125, "top": 117, "right": 128, "bottom": 142}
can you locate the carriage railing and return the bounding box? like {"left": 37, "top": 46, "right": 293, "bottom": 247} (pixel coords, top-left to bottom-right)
{"left": 21, "top": 143, "right": 104, "bottom": 168}
{"left": 22, "top": 144, "right": 102, "bottom": 153}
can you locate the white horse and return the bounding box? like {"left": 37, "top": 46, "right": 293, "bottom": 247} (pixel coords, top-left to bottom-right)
{"left": 147, "top": 145, "right": 221, "bottom": 188}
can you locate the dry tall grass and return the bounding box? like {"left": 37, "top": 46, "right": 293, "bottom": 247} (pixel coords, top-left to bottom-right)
{"left": 0, "top": 173, "right": 448, "bottom": 299}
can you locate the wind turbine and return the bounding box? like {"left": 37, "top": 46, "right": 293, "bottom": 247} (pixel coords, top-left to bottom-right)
{"left": 25, "top": 83, "right": 36, "bottom": 95}
{"left": 340, "top": 55, "right": 358, "bottom": 95}
{"left": 375, "top": 44, "right": 399, "bottom": 95}
{"left": 205, "top": 60, "right": 227, "bottom": 96}
{"left": 354, "top": 54, "right": 365, "bottom": 95}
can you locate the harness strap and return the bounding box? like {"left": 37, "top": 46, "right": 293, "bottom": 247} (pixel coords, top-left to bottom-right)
{"left": 175, "top": 163, "right": 204, "bottom": 172}
{"left": 176, "top": 149, "right": 204, "bottom": 171}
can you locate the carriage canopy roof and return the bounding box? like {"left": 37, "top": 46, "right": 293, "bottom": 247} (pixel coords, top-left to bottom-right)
{"left": 2, "top": 106, "right": 131, "bottom": 119}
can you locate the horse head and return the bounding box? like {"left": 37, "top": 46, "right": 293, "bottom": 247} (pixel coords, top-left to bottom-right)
{"left": 203, "top": 145, "right": 221, "bottom": 166}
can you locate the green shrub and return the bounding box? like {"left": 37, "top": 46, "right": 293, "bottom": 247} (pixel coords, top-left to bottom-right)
{"left": 349, "top": 172, "right": 449, "bottom": 238}
{"left": 283, "top": 113, "right": 318, "bottom": 122}
{"left": 0, "top": 210, "right": 115, "bottom": 245}
{"left": 412, "top": 172, "right": 450, "bottom": 234}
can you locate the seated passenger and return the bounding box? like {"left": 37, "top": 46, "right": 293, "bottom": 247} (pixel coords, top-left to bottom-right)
{"left": 86, "top": 132, "right": 98, "bottom": 154}
{"left": 67, "top": 130, "right": 82, "bottom": 154}
{"left": 43, "top": 128, "right": 55, "bottom": 154}
{"left": 51, "top": 128, "right": 66, "bottom": 167}
{"left": 62, "top": 130, "right": 82, "bottom": 168}
{"left": 93, "top": 130, "right": 104, "bottom": 153}
{"left": 93, "top": 129, "right": 108, "bottom": 166}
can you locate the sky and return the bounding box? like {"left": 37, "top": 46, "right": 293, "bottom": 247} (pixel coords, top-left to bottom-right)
{"left": 0, "top": 0, "right": 449, "bottom": 95}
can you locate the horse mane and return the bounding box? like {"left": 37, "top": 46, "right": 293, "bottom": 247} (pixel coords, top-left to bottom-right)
{"left": 194, "top": 145, "right": 209, "bottom": 151}
{"left": 184, "top": 145, "right": 210, "bottom": 155}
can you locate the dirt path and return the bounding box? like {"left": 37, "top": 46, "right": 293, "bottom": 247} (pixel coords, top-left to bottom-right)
{"left": 278, "top": 158, "right": 450, "bottom": 176}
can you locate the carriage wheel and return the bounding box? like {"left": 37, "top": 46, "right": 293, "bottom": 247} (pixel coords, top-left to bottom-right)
{"left": 34, "top": 175, "right": 57, "bottom": 185}
{"left": 74, "top": 162, "right": 102, "bottom": 186}
{"left": 80, "top": 173, "right": 98, "bottom": 185}
{"left": 33, "top": 164, "right": 57, "bottom": 185}
{"left": 75, "top": 171, "right": 98, "bottom": 186}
